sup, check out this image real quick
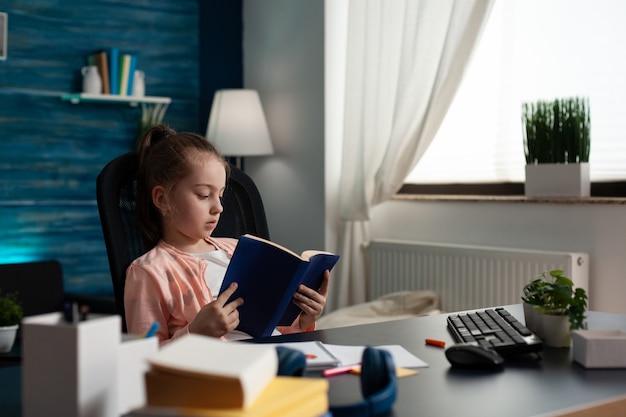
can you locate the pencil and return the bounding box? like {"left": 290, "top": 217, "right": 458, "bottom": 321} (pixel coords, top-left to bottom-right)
{"left": 145, "top": 322, "right": 160, "bottom": 338}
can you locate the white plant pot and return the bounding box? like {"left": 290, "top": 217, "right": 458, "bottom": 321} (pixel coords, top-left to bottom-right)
{"left": 0, "top": 324, "right": 18, "bottom": 353}
{"left": 525, "top": 163, "right": 590, "bottom": 197}
{"left": 541, "top": 314, "right": 571, "bottom": 348}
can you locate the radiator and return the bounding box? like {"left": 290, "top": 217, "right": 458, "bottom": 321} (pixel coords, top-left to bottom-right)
{"left": 368, "top": 239, "right": 589, "bottom": 313}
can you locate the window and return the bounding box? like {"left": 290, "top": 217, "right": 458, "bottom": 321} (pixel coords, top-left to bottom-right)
{"left": 405, "top": 0, "right": 626, "bottom": 190}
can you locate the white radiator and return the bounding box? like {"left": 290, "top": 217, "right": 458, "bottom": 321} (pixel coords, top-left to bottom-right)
{"left": 368, "top": 239, "right": 589, "bottom": 313}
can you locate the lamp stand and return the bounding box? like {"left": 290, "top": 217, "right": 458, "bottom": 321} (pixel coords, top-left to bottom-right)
{"left": 228, "top": 156, "right": 244, "bottom": 171}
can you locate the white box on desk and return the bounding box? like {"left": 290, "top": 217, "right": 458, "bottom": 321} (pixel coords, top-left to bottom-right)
{"left": 22, "top": 312, "right": 121, "bottom": 417}
{"left": 572, "top": 329, "right": 626, "bottom": 368}
{"left": 118, "top": 334, "right": 159, "bottom": 414}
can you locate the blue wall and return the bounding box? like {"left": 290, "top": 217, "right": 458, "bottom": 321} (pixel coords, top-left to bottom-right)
{"left": 0, "top": 0, "right": 242, "bottom": 296}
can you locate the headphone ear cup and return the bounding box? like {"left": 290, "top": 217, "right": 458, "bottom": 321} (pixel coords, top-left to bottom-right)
{"left": 276, "top": 346, "right": 306, "bottom": 377}
{"left": 361, "top": 347, "right": 397, "bottom": 416}
{"left": 360, "top": 346, "right": 387, "bottom": 397}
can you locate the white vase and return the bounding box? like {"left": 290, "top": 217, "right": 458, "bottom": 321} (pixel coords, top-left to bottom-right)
{"left": 81, "top": 65, "right": 102, "bottom": 95}
{"left": 541, "top": 314, "right": 571, "bottom": 348}
{"left": 525, "top": 163, "right": 590, "bottom": 197}
{"left": 0, "top": 324, "right": 18, "bottom": 353}
{"left": 132, "top": 70, "right": 145, "bottom": 97}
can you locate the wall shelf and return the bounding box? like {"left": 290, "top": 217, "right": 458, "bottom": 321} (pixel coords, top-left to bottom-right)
{"left": 61, "top": 93, "right": 171, "bottom": 107}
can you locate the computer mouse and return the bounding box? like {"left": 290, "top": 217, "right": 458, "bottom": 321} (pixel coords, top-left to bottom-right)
{"left": 445, "top": 344, "right": 505, "bottom": 369}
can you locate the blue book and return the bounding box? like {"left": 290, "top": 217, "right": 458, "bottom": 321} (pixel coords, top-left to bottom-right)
{"left": 126, "top": 55, "right": 138, "bottom": 96}
{"left": 219, "top": 234, "right": 340, "bottom": 338}
{"left": 108, "top": 47, "right": 119, "bottom": 95}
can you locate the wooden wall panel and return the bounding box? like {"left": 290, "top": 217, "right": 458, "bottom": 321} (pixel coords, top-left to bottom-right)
{"left": 0, "top": 0, "right": 200, "bottom": 296}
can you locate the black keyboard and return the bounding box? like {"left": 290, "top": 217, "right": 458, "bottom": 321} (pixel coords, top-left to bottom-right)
{"left": 447, "top": 307, "right": 543, "bottom": 356}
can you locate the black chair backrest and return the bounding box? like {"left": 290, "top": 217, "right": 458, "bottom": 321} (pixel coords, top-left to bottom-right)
{"left": 0, "top": 260, "right": 65, "bottom": 318}
{"left": 96, "top": 152, "right": 270, "bottom": 331}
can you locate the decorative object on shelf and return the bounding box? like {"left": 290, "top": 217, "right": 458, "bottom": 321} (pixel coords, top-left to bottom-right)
{"left": 138, "top": 101, "right": 169, "bottom": 144}
{"left": 206, "top": 89, "right": 274, "bottom": 170}
{"left": 81, "top": 65, "right": 102, "bottom": 95}
{"left": 60, "top": 93, "right": 171, "bottom": 150}
{"left": 132, "top": 70, "right": 145, "bottom": 97}
{"left": 522, "top": 97, "right": 591, "bottom": 197}
{"left": 0, "top": 290, "right": 23, "bottom": 353}
{"left": 521, "top": 269, "right": 588, "bottom": 348}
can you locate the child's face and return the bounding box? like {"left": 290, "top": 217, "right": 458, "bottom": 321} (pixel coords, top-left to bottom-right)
{"left": 161, "top": 154, "right": 226, "bottom": 245}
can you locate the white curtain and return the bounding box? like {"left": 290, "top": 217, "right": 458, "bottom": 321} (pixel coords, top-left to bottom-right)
{"left": 328, "top": 0, "right": 494, "bottom": 311}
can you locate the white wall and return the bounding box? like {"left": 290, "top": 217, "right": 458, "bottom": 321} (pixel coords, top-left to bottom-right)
{"left": 243, "top": 0, "right": 326, "bottom": 253}
{"left": 244, "top": 0, "right": 626, "bottom": 316}
{"left": 370, "top": 200, "right": 626, "bottom": 315}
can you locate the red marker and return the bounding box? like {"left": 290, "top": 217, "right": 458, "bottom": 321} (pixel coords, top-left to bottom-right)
{"left": 425, "top": 338, "right": 446, "bottom": 348}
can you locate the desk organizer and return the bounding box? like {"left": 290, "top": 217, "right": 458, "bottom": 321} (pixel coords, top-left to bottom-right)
{"left": 572, "top": 329, "right": 626, "bottom": 368}
{"left": 22, "top": 312, "right": 158, "bottom": 417}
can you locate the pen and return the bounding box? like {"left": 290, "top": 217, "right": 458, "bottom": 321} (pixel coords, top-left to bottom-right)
{"left": 425, "top": 338, "right": 446, "bottom": 348}
{"left": 145, "top": 322, "right": 160, "bottom": 338}
{"left": 323, "top": 365, "right": 360, "bottom": 377}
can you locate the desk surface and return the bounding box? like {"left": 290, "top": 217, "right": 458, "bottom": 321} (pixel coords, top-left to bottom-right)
{"left": 254, "top": 305, "right": 626, "bottom": 417}
{"left": 2, "top": 305, "right": 626, "bottom": 417}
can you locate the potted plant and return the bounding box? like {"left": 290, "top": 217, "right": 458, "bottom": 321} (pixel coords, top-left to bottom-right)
{"left": 522, "top": 96, "right": 591, "bottom": 197}
{"left": 0, "top": 291, "right": 24, "bottom": 353}
{"left": 521, "top": 270, "right": 587, "bottom": 347}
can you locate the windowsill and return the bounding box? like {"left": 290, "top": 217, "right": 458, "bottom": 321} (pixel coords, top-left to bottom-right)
{"left": 393, "top": 194, "right": 626, "bottom": 204}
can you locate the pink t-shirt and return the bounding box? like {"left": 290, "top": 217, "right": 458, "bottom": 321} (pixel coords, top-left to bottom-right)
{"left": 124, "top": 238, "right": 313, "bottom": 345}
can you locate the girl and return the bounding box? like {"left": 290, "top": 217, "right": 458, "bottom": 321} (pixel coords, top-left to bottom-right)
{"left": 124, "top": 125, "right": 330, "bottom": 344}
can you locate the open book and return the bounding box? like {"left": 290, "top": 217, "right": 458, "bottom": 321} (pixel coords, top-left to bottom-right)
{"left": 219, "top": 234, "right": 340, "bottom": 337}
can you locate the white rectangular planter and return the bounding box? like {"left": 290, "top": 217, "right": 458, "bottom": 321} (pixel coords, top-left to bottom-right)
{"left": 525, "top": 162, "right": 590, "bottom": 197}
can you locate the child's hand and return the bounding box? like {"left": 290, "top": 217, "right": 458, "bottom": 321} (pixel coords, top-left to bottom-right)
{"left": 188, "top": 283, "right": 243, "bottom": 338}
{"left": 293, "top": 270, "right": 330, "bottom": 330}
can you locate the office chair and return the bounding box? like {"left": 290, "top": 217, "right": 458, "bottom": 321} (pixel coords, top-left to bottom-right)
{"left": 0, "top": 260, "right": 65, "bottom": 318}
{"left": 96, "top": 152, "right": 270, "bottom": 331}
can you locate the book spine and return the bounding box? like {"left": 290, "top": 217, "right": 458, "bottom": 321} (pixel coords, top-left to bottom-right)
{"left": 118, "top": 54, "right": 129, "bottom": 97}
{"left": 126, "top": 55, "right": 138, "bottom": 96}
{"left": 94, "top": 51, "right": 110, "bottom": 94}
{"left": 108, "top": 47, "right": 119, "bottom": 95}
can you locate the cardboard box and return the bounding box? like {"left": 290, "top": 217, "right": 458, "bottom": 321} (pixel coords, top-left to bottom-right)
{"left": 572, "top": 329, "right": 626, "bottom": 368}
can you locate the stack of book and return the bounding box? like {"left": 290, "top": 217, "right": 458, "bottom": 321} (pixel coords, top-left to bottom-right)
{"left": 87, "top": 47, "right": 138, "bottom": 96}
{"left": 127, "top": 334, "right": 330, "bottom": 417}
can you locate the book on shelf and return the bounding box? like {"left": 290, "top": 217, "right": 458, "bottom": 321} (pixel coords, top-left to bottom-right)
{"left": 118, "top": 53, "right": 133, "bottom": 97}
{"left": 218, "top": 234, "right": 340, "bottom": 338}
{"left": 126, "top": 54, "right": 138, "bottom": 96}
{"left": 91, "top": 50, "right": 110, "bottom": 94}
{"left": 108, "top": 47, "right": 120, "bottom": 95}
{"left": 146, "top": 334, "right": 277, "bottom": 409}
{"left": 131, "top": 376, "right": 328, "bottom": 417}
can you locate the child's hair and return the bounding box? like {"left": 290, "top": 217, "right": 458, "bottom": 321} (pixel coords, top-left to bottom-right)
{"left": 135, "top": 124, "right": 230, "bottom": 249}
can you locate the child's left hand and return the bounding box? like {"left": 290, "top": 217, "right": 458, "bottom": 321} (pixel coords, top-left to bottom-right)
{"left": 293, "top": 270, "right": 330, "bottom": 330}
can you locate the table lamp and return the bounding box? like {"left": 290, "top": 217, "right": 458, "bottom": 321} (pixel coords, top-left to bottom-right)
{"left": 206, "top": 89, "right": 274, "bottom": 170}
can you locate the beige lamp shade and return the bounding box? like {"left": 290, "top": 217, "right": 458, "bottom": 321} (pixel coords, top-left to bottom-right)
{"left": 206, "top": 89, "right": 274, "bottom": 157}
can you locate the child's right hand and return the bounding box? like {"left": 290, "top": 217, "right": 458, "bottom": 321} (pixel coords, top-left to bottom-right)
{"left": 188, "top": 283, "right": 244, "bottom": 338}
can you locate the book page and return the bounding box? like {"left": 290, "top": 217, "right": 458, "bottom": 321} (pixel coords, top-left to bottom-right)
{"left": 243, "top": 234, "right": 303, "bottom": 259}
{"left": 301, "top": 249, "right": 336, "bottom": 261}
{"left": 244, "top": 234, "right": 336, "bottom": 261}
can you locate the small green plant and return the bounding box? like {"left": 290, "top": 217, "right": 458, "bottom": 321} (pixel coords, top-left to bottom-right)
{"left": 521, "top": 269, "right": 587, "bottom": 330}
{"left": 522, "top": 96, "right": 590, "bottom": 164}
{"left": 0, "top": 291, "right": 24, "bottom": 327}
